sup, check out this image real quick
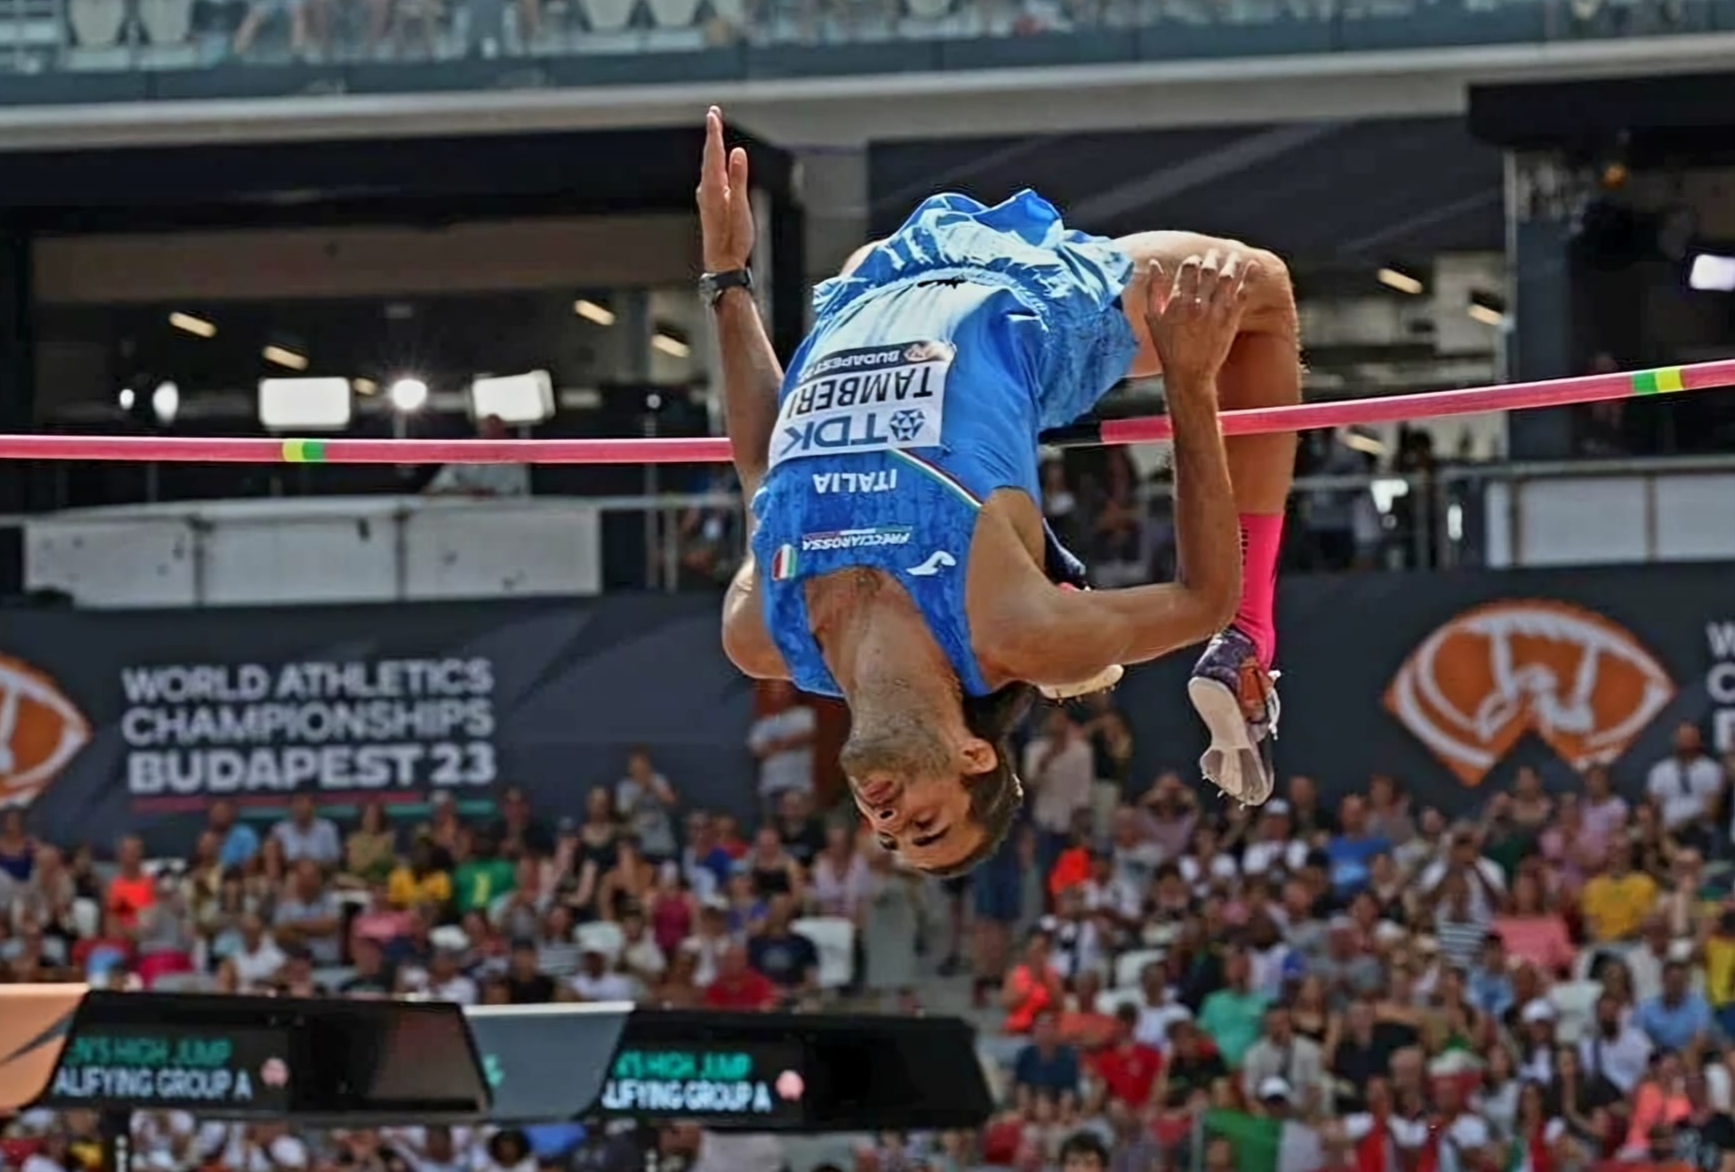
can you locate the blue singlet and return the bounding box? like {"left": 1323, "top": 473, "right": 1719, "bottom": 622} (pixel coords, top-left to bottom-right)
{"left": 751, "top": 189, "right": 1140, "bottom": 699}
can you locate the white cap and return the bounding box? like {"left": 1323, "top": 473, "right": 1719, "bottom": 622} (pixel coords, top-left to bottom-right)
{"left": 1429, "top": 1050, "right": 1481, "bottom": 1077}
{"left": 1259, "top": 1076, "right": 1294, "bottom": 1102}
{"left": 1445, "top": 1115, "right": 1492, "bottom": 1150}
{"left": 1521, "top": 998, "right": 1556, "bottom": 1024}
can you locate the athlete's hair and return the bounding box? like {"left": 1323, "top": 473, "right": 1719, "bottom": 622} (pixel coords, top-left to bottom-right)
{"left": 924, "top": 682, "right": 1036, "bottom": 880}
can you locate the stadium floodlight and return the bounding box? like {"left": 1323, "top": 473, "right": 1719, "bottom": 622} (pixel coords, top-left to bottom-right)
{"left": 1466, "top": 292, "right": 1505, "bottom": 328}
{"left": 1377, "top": 267, "right": 1424, "bottom": 295}
{"left": 469, "top": 370, "right": 554, "bottom": 426}
{"left": 573, "top": 299, "right": 615, "bottom": 326}
{"left": 1689, "top": 253, "right": 1735, "bottom": 292}
{"left": 258, "top": 377, "right": 354, "bottom": 432}
{"left": 651, "top": 332, "right": 690, "bottom": 358}
{"left": 388, "top": 377, "right": 430, "bottom": 413}
{"left": 263, "top": 345, "right": 309, "bottom": 371}
{"left": 151, "top": 381, "right": 180, "bottom": 426}
{"left": 169, "top": 311, "right": 217, "bottom": 339}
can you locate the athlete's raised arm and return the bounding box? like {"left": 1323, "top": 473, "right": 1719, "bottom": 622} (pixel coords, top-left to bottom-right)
{"left": 698, "top": 106, "right": 782, "bottom": 497}
{"left": 700, "top": 106, "right": 791, "bottom": 680}
{"left": 999, "top": 253, "right": 1248, "bottom": 680}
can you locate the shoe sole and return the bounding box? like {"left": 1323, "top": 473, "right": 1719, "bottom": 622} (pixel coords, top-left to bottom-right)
{"left": 1187, "top": 675, "right": 1275, "bottom": 807}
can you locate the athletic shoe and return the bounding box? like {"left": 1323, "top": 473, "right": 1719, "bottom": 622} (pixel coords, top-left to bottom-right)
{"left": 1186, "top": 626, "right": 1279, "bottom": 806}
{"left": 1039, "top": 663, "right": 1124, "bottom": 701}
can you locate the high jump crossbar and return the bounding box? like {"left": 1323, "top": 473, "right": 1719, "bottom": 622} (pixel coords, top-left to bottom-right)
{"left": 3, "top": 360, "right": 1732, "bottom": 465}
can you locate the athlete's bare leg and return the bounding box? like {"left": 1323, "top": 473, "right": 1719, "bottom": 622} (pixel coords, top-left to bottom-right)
{"left": 1114, "top": 231, "right": 1301, "bottom": 515}
{"left": 1117, "top": 231, "right": 1300, "bottom": 806}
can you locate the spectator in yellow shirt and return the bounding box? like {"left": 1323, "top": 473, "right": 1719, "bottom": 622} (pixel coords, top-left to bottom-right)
{"left": 388, "top": 837, "right": 454, "bottom": 914}
{"left": 1580, "top": 843, "right": 1660, "bottom": 944}
{"left": 1702, "top": 904, "right": 1735, "bottom": 1036}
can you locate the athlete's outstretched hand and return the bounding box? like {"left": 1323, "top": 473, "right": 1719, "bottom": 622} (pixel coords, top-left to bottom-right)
{"left": 697, "top": 106, "right": 754, "bottom": 273}
{"left": 1142, "top": 251, "right": 1256, "bottom": 389}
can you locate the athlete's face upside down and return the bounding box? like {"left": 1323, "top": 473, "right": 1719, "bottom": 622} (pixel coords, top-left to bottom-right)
{"left": 841, "top": 683, "right": 1031, "bottom": 877}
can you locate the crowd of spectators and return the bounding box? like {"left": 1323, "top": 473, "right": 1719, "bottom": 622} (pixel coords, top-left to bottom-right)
{"left": 0, "top": 732, "right": 934, "bottom": 1172}
{"left": 4, "top": 694, "right": 1735, "bottom": 1172}
{"left": 1039, "top": 430, "right": 1462, "bottom": 587}
{"left": 61, "top": 0, "right": 1694, "bottom": 76}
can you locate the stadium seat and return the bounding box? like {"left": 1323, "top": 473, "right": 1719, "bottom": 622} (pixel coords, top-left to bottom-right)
{"left": 575, "top": 920, "right": 626, "bottom": 962}
{"left": 139, "top": 0, "right": 194, "bottom": 42}
{"left": 578, "top": 0, "right": 635, "bottom": 31}
{"left": 67, "top": 0, "right": 125, "bottom": 46}
{"left": 792, "top": 916, "right": 856, "bottom": 990}
{"left": 642, "top": 0, "right": 705, "bottom": 47}
{"left": 1113, "top": 947, "right": 1167, "bottom": 988}
{"left": 646, "top": 0, "right": 701, "bottom": 26}
{"left": 1092, "top": 985, "right": 1144, "bottom": 1017}
{"left": 0, "top": 0, "right": 70, "bottom": 50}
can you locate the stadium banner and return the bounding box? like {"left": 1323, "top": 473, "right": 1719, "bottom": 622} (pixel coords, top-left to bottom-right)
{"left": 0, "top": 595, "right": 757, "bottom": 853}
{"left": 1116, "top": 559, "right": 1735, "bottom": 812}
{"left": 0, "top": 560, "right": 1729, "bottom": 849}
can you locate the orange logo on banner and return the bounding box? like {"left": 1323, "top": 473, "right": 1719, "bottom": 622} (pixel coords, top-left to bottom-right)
{"left": 0, "top": 653, "right": 91, "bottom": 809}
{"left": 1384, "top": 600, "right": 1675, "bottom": 786}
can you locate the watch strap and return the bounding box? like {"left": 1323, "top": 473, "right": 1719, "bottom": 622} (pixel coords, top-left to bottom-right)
{"left": 700, "top": 269, "right": 753, "bottom": 306}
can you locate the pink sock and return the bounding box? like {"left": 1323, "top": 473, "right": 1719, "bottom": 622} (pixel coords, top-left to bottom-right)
{"left": 1236, "top": 513, "right": 1283, "bottom": 668}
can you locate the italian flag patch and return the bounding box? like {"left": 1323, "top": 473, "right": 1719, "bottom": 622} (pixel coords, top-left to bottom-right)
{"left": 770, "top": 545, "right": 798, "bottom": 581}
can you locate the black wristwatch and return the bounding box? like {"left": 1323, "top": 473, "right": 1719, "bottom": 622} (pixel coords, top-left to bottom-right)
{"left": 699, "top": 268, "right": 754, "bottom": 308}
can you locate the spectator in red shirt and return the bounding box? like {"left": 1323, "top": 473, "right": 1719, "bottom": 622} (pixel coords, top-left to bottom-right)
{"left": 1047, "top": 834, "right": 1094, "bottom": 902}
{"left": 704, "top": 942, "right": 778, "bottom": 1011}
{"left": 1003, "top": 929, "right": 1065, "bottom": 1035}
{"left": 715, "top": 815, "right": 750, "bottom": 861}
{"left": 72, "top": 910, "right": 137, "bottom": 982}
{"left": 1092, "top": 1005, "right": 1165, "bottom": 1109}
{"left": 104, "top": 835, "right": 156, "bottom": 931}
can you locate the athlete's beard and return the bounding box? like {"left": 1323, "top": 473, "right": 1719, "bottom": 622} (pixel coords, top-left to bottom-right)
{"left": 840, "top": 685, "right": 955, "bottom": 782}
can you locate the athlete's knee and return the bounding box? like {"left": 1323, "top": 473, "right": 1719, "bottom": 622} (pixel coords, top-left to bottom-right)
{"left": 1224, "top": 244, "right": 1295, "bottom": 336}
{"left": 1248, "top": 246, "right": 1291, "bottom": 293}
{"left": 1188, "top": 239, "right": 1296, "bottom": 339}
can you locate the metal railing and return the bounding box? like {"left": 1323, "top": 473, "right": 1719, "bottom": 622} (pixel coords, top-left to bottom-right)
{"left": 19, "top": 453, "right": 1731, "bottom": 608}
{"left": 0, "top": 0, "right": 1713, "bottom": 85}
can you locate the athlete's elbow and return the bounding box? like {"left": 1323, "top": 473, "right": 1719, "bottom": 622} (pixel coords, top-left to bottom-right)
{"left": 1179, "top": 573, "right": 1241, "bottom": 640}
{"left": 722, "top": 633, "right": 783, "bottom": 681}
{"left": 722, "top": 613, "right": 787, "bottom": 681}
{"left": 1188, "top": 590, "right": 1239, "bottom": 644}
